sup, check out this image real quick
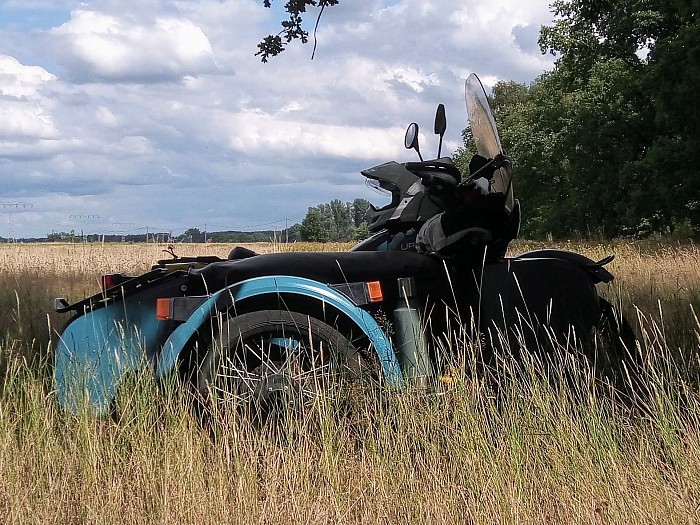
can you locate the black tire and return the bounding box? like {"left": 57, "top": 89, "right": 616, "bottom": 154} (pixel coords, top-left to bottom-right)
{"left": 195, "top": 310, "right": 364, "bottom": 427}
{"left": 588, "top": 297, "right": 640, "bottom": 395}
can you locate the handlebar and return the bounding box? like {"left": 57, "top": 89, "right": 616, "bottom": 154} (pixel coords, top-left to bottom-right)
{"left": 404, "top": 161, "right": 462, "bottom": 191}
{"left": 403, "top": 155, "right": 511, "bottom": 194}
{"left": 404, "top": 161, "right": 462, "bottom": 181}
{"left": 458, "top": 154, "right": 511, "bottom": 188}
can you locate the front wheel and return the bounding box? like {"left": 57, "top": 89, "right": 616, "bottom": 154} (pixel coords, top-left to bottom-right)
{"left": 195, "top": 310, "right": 364, "bottom": 427}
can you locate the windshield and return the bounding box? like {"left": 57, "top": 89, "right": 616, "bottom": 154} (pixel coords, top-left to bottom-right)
{"left": 465, "top": 73, "right": 514, "bottom": 212}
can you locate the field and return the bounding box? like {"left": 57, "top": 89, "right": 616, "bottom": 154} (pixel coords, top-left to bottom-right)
{"left": 0, "top": 240, "right": 699, "bottom": 524}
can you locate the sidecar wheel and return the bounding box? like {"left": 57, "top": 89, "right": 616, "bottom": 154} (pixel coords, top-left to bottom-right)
{"left": 588, "top": 297, "right": 640, "bottom": 393}
{"left": 195, "top": 310, "right": 365, "bottom": 428}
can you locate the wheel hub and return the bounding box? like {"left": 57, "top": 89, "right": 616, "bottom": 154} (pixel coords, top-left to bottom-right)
{"left": 253, "top": 373, "right": 298, "bottom": 403}
{"left": 249, "top": 372, "right": 308, "bottom": 422}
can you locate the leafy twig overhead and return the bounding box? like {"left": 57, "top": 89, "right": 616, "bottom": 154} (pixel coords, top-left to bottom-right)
{"left": 257, "top": 0, "right": 339, "bottom": 62}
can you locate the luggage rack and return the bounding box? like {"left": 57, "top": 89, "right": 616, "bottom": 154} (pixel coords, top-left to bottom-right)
{"left": 54, "top": 267, "right": 180, "bottom": 314}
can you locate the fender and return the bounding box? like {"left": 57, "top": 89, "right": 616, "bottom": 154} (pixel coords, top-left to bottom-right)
{"left": 55, "top": 299, "right": 162, "bottom": 416}
{"left": 515, "top": 249, "right": 614, "bottom": 284}
{"left": 156, "top": 275, "right": 403, "bottom": 386}
{"left": 55, "top": 272, "right": 188, "bottom": 415}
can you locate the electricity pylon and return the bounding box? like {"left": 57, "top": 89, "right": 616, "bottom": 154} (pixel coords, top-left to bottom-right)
{"left": 0, "top": 202, "right": 33, "bottom": 242}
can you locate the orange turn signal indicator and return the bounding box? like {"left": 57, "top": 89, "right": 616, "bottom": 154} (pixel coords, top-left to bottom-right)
{"left": 366, "top": 281, "right": 383, "bottom": 303}
{"left": 156, "top": 298, "right": 172, "bottom": 320}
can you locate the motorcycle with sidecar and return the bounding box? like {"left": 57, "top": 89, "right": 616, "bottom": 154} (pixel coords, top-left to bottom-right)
{"left": 54, "top": 74, "right": 636, "bottom": 418}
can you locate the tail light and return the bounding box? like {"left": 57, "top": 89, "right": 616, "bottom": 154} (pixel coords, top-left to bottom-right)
{"left": 155, "top": 296, "right": 208, "bottom": 322}
{"left": 330, "top": 281, "right": 384, "bottom": 305}
{"left": 101, "top": 273, "right": 129, "bottom": 292}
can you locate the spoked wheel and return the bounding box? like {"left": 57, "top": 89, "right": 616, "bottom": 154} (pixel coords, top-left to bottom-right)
{"left": 196, "top": 310, "right": 363, "bottom": 430}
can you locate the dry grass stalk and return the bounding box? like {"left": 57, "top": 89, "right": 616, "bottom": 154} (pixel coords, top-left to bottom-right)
{"left": 0, "top": 239, "right": 698, "bottom": 523}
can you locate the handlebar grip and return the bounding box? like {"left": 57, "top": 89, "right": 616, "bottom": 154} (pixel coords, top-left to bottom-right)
{"left": 404, "top": 161, "right": 462, "bottom": 181}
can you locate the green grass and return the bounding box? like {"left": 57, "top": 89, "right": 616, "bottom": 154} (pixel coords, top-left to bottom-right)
{"left": 0, "top": 241, "right": 699, "bottom": 523}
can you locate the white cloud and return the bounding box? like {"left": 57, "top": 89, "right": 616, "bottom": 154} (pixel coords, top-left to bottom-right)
{"left": 106, "top": 135, "right": 155, "bottom": 157}
{"left": 0, "top": 0, "right": 556, "bottom": 237}
{"left": 0, "top": 101, "right": 58, "bottom": 139}
{"left": 220, "top": 109, "right": 406, "bottom": 160}
{"left": 0, "top": 137, "right": 83, "bottom": 160}
{"left": 0, "top": 55, "right": 58, "bottom": 139}
{"left": 50, "top": 9, "right": 217, "bottom": 81}
{"left": 0, "top": 54, "right": 55, "bottom": 97}
{"left": 95, "top": 106, "right": 120, "bottom": 127}
{"left": 381, "top": 66, "right": 439, "bottom": 93}
{"left": 280, "top": 101, "right": 303, "bottom": 113}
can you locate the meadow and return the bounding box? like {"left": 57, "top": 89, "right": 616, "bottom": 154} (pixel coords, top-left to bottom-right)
{"left": 0, "top": 240, "right": 698, "bottom": 524}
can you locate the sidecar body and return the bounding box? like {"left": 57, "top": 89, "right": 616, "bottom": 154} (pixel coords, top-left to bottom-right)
{"left": 55, "top": 250, "right": 452, "bottom": 414}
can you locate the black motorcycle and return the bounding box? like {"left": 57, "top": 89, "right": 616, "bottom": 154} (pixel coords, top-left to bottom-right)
{"left": 54, "top": 74, "right": 636, "bottom": 418}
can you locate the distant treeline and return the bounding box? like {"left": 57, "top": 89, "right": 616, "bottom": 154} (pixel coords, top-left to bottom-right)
{"left": 9, "top": 228, "right": 301, "bottom": 244}
{"left": 298, "top": 198, "right": 371, "bottom": 243}
{"left": 6, "top": 199, "right": 373, "bottom": 244}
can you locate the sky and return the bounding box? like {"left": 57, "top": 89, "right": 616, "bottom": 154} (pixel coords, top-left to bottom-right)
{"left": 0, "top": 0, "right": 556, "bottom": 239}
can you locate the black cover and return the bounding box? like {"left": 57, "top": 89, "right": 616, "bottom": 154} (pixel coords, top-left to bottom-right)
{"left": 189, "top": 250, "right": 451, "bottom": 310}
{"left": 416, "top": 193, "right": 511, "bottom": 261}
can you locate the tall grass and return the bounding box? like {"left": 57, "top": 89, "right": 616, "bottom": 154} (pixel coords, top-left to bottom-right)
{"left": 0, "top": 240, "right": 699, "bottom": 523}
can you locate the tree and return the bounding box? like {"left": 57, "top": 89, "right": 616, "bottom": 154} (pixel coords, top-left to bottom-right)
{"left": 181, "top": 228, "right": 203, "bottom": 243}
{"left": 454, "top": 1, "right": 698, "bottom": 239}
{"left": 300, "top": 208, "right": 331, "bottom": 242}
{"left": 532, "top": 0, "right": 699, "bottom": 237}
{"left": 257, "top": 0, "right": 340, "bottom": 62}
{"left": 354, "top": 222, "right": 370, "bottom": 241}
{"left": 327, "top": 199, "right": 354, "bottom": 240}
{"left": 351, "top": 198, "right": 371, "bottom": 227}
{"left": 642, "top": 19, "right": 700, "bottom": 232}
{"left": 299, "top": 198, "right": 370, "bottom": 242}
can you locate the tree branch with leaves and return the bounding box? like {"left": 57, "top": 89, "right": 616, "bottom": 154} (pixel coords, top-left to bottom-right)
{"left": 257, "top": 0, "right": 339, "bottom": 62}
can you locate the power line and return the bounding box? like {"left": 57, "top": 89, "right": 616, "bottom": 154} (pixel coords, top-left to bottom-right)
{"left": 203, "top": 218, "right": 299, "bottom": 231}
{"left": 67, "top": 214, "right": 100, "bottom": 243}
{"left": 0, "top": 202, "right": 33, "bottom": 242}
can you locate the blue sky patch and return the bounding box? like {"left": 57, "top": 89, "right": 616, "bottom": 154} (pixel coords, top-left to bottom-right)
{"left": 0, "top": 7, "right": 69, "bottom": 32}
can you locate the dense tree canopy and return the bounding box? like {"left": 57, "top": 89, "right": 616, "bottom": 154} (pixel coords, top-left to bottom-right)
{"left": 456, "top": 0, "right": 699, "bottom": 239}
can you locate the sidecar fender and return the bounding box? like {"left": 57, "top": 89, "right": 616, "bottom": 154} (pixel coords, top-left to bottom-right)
{"left": 515, "top": 249, "right": 614, "bottom": 284}
{"left": 155, "top": 275, "right": 402, "bottom": 386}
{"left": 55, "top": 300, "right": 163, "bottom": 416}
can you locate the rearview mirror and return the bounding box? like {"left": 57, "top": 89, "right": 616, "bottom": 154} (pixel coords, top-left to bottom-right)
{"left": 404, "top": 122, "right": 419, "bottom": 150}
{"left": 434, "top": 104, "right": 446, "bottom": 136}
{"left": 404, "top": 122, "right": 423, "bottom": 161}
{"left": 434, "top": 104, "right": 446, "bottom": 158}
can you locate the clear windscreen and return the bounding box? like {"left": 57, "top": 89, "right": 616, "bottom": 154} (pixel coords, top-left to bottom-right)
{"left": 465, "top": 73, "right": 514, "bottom": 212}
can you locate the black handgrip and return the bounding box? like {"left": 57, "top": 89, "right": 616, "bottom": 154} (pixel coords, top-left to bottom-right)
{"left": 404, "top": 161, "right": 462, "bottom": 181}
